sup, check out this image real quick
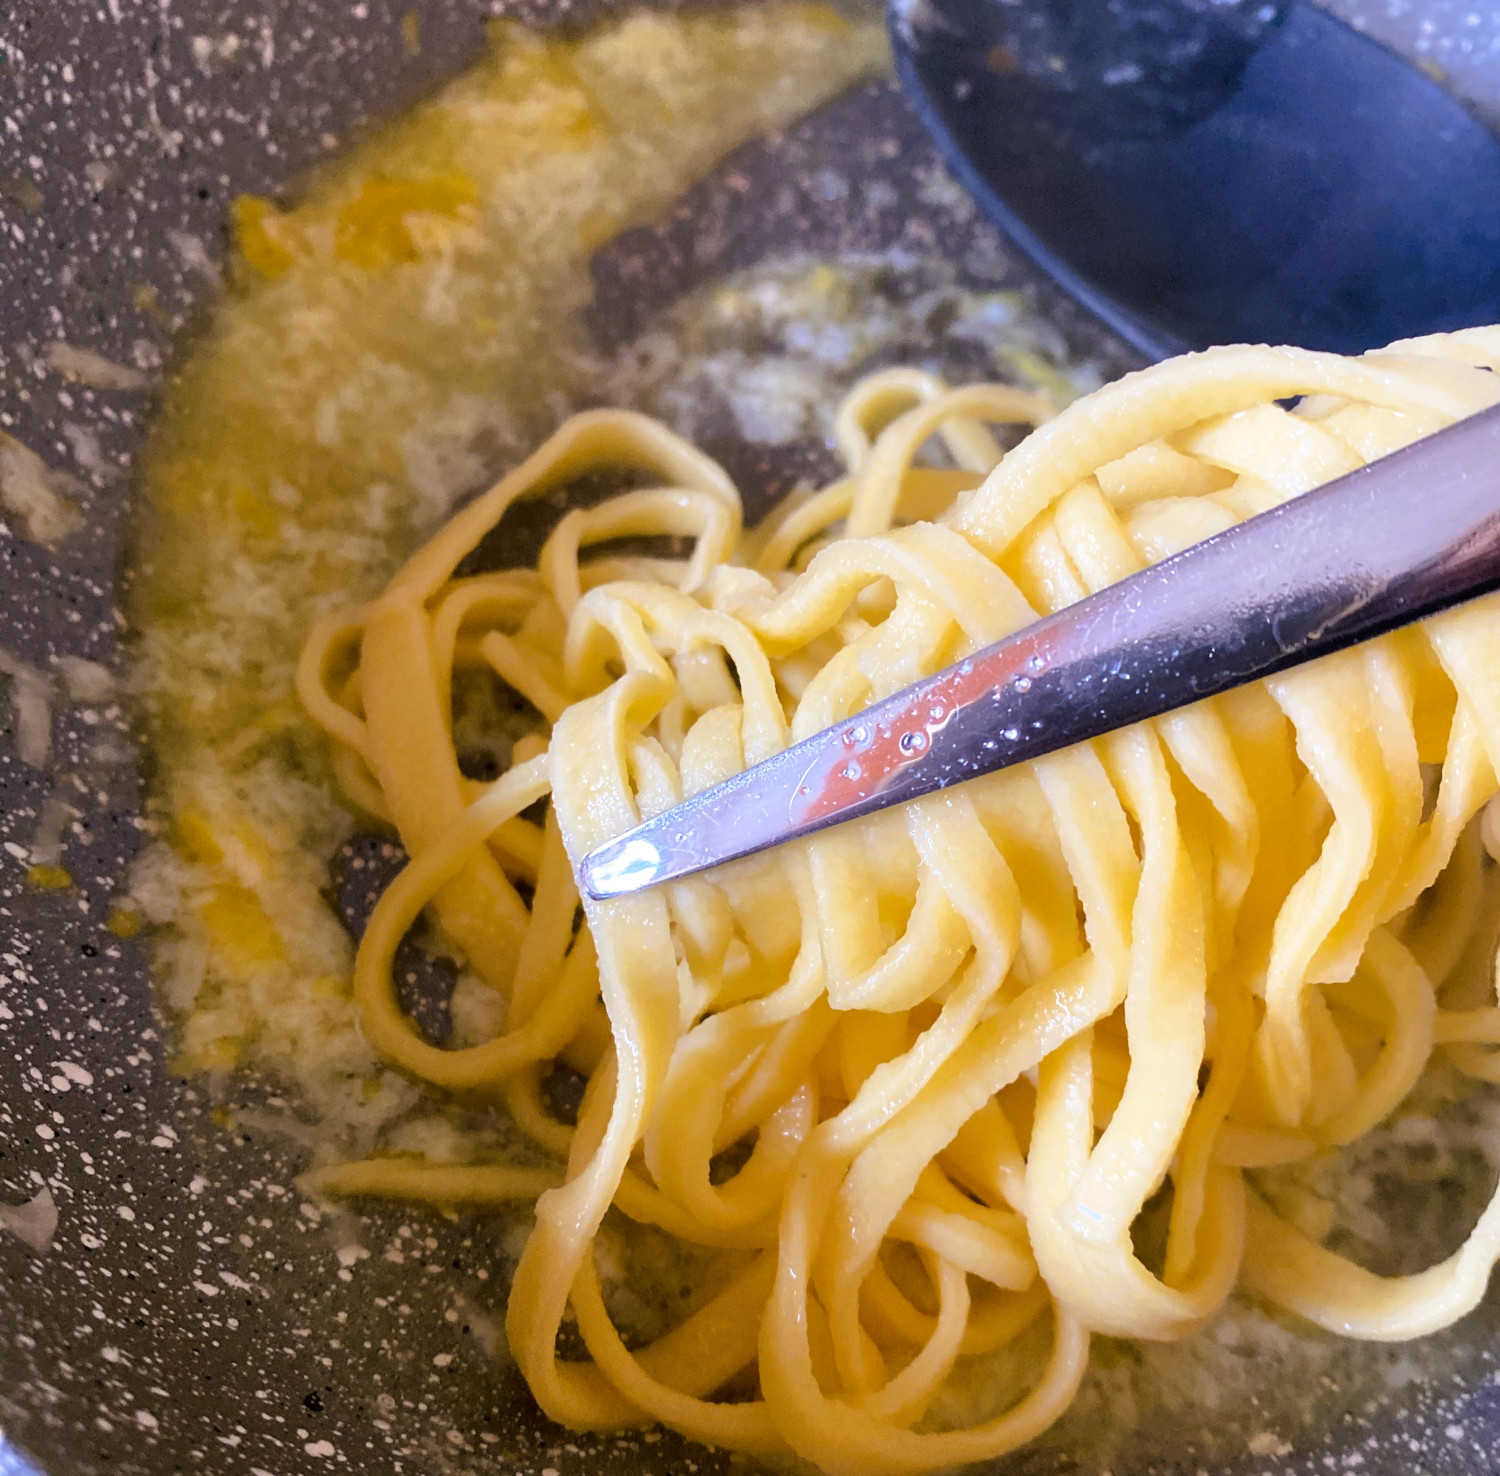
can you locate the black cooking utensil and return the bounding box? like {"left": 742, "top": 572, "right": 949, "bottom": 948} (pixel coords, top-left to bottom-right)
{"left": 890, "top": 0, "right": 1500, "bottom": 358}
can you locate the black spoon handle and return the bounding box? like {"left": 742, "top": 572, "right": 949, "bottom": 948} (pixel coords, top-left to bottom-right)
{"left": 890, "top": 0, "right": 1500, "bottom": 357}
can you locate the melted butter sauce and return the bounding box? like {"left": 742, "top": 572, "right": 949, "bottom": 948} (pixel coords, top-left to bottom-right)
{"left": 128, "top": 4, "right": 890, "bottom": 1092}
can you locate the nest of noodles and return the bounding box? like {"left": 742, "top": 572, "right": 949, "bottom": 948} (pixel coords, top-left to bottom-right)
{"left": 298, "top": 329, "right": 1500, "bottom": 1476}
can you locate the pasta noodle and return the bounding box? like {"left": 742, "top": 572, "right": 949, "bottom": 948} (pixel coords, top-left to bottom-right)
{"left": 298, "top": 328, "right": 1500, "bottom": 1473}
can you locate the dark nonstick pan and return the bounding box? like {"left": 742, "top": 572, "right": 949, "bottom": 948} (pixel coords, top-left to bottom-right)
{"left": 4, "top": 4, "right": 1500, "bottom": 1475}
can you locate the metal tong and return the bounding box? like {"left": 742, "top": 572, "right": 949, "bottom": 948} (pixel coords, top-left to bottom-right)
{"left": 580, "top": 403, "right": 1500, "bottom": 900}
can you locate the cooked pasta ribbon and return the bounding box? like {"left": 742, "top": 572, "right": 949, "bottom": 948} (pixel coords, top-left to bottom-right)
{"left": 298, "top": 331, "right": 1500, "bottom": 1473}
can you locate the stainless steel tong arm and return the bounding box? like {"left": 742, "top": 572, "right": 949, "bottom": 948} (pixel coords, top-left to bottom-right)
{"left": 580, "top": 403, "right": 1500, "bottom": 900}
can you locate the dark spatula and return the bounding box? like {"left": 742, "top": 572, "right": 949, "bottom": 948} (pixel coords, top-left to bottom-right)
{"left": 889, "top": 0, "right": 1500, "bottom": 359}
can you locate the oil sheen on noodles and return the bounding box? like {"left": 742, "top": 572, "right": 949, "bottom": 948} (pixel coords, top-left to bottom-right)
{"left": 297, "top": 327, "right": 1500, "bottom": 1474}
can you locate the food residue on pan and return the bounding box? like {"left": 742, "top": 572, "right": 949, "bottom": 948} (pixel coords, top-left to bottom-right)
{"left": 0, "top": 648, "right": 56, "bottom": 770}
{"left": 0, "top": 434, "right": 83, "bottom": 549}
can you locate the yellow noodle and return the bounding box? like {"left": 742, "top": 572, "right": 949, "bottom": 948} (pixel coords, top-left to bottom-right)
{"left": 297, "top": 331, "right": 1500, "bottom": 1472}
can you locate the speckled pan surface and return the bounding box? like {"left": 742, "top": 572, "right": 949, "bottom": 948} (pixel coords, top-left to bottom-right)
{"left": 3, "top": 3, "right": 1500, "bottom": 1476}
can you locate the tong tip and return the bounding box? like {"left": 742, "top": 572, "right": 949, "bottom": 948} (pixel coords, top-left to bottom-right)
{"left": 578, "top": 836, "right": 664, "bottom": 901}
